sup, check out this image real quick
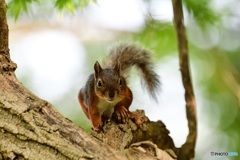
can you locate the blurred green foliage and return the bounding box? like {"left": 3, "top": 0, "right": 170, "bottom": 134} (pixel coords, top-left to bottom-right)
{"left": 55, "top": 0, "right": 96, "bottom": 12}
{"left": 183, "top": 0, "right": 221, "bottom": 27}
{"left": 7, "top": 0, "right": 39, "bottom": 20}
{"left": 192, "top": 46, "right": 240, "bottom": 155}
{"left": 132, "top": 21, "right": 177, "bottom": 59}
{"left": 7, "top": 0, "right": 95, "bottom": 19}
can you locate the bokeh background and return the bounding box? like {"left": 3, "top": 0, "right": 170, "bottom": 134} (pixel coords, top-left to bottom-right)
{"left": 6, "top": 0, "right": 240, "bottom": 159}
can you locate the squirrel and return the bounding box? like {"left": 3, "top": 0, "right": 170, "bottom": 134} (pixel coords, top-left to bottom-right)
{"left": 78, "top": 43, "right": 160, "bottom": 131}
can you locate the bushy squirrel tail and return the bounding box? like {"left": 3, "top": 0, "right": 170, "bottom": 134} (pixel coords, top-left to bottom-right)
{"left": 106, "top": 43, "right": 160, "bottom": 101}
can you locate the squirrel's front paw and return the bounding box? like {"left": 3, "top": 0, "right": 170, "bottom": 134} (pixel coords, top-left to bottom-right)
{"left": 92, "top": 124, "right": 103, "bottom": 133}
{"left": 91, "top": 117, "right": 103, "bottom": 132}
{"left": 128, "top": 111, "right": 143, "bottom": 128}
{"left": 114, "top": 105, "right": 129, "bottom": 123}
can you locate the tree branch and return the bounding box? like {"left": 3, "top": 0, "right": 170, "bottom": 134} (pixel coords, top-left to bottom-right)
{"left": 92, "top": 110, "right": 178, "bottom": 157}
{"left": 0, "top": 0, "right": 17, "bottom": 74}
{"left": 171, "top": 0, "right": 197, "bottom": 159}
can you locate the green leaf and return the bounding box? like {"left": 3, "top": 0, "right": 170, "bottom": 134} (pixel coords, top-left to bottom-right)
{"left": 55, "top": 0, "right": 95, "bottom": 12}
{"left": 7, "top": 0, "right": 39, "bottom": 20}
{"left": 65, "top": 0, "right": 74, "bottom": 12}
{"left": 55, "top": 0, "right": 68, "bottom": 11}
{"left": 7, "top": 0, "right": 22, "bottom": 20}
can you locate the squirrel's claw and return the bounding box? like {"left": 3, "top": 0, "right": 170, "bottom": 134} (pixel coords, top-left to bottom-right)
{"left": 115, "top": 105, "right": 128, "bottom": 123}
{"left": 128, "top": 112, "right": 143, "bottom": 128}
{"left": 92, "top": 124, "right": 103, "bottom": 133}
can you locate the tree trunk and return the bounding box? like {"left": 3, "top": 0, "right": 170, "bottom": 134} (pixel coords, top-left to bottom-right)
{"left": 0, "top": 0, "right": 177, "bottom": 159}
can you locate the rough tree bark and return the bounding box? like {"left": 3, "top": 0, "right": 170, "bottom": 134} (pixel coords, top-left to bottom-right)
{"left": 0, "top": 0, "right": 196, "bottom": 159}
{"left": 0, "top": 0, "right": 177, "bottom": 159}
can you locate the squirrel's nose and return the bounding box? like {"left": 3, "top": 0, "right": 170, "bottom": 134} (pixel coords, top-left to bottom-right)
{"left": 108, "top": 91, "right": 115, "bottom": 99}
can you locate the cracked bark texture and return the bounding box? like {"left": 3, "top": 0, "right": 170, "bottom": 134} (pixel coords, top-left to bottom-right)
{"left": 0, "top": 0, "right": 178, "bottom": 159}
{"left": 0, "top": 73, "right": 126, "bottom": 160}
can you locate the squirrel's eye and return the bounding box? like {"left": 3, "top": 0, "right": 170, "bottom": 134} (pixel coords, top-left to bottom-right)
{"left": 97, "top": 79, "right": 102, "bottom": 87}
{"left": 119, "top": 79, "right": 122, "bottom": 86}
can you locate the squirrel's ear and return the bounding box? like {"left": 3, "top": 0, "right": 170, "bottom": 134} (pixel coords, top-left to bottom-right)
{"left": 114, "top": 61, "right": 121, "bottom": 75}
{"left": 94, "top": 61, "right": 102, "bottom": 78}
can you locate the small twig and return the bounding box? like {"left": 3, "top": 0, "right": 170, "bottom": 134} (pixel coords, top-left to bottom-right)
{"left": 171, "top": 0, "right": 197, "bottom": 159}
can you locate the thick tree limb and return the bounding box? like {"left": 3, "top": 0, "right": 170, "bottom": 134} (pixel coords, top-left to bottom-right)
{"left": 92, "top": 110, "right": 178, "bottom": 157}
{"left": 0, "top": 74, "right": 126, "bottom": 160}
{"left": 172, "top": 0, "right": 197, "bottom": 159}
{"left": 0, "top": 72, "right": 177, "bottom": 159}
{"left": 0, "top": 71, "right": 178, "bottom": 159}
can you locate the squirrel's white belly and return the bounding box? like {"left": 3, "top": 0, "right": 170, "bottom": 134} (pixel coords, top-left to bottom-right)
{"left": 97, "top": 98, "right": 121, "bottom": 118}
